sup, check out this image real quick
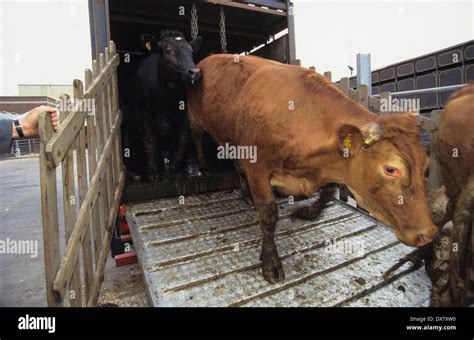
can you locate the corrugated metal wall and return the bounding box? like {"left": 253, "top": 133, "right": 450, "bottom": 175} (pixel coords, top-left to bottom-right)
{"left": 349, "top": 40, "right": 474, "bottom": 114}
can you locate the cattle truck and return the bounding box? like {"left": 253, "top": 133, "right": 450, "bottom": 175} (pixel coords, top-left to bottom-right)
{"left": 38, "top": 0, "right": 435, "bottom": 307}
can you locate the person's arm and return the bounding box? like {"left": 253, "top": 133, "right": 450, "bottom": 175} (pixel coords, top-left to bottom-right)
{"left": 0, "top": 106, "right": 59, "bottom": 153}
{"left": 12, "top": 106, "right": 59, "bottom": 138}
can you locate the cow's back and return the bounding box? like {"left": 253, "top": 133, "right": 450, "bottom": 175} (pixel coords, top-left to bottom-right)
{"left": 187, "top": 54, "right": 350, "bottom": 161}
{"left": 438, "top": 83, "right": 474, "bottom": 204}
{"left": 187, "top": 54, "right": 271, "bottom": 142}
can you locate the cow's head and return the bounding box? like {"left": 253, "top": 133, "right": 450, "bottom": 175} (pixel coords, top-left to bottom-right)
{"left": 337, "top": 113, "right": 438, "bottom": 247}
{"left": 149, "top": 30, "right": 202, "bottom": 84}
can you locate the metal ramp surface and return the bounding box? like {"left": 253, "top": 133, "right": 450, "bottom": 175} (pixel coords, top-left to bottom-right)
{"left": 126, "top": 190, "right": 431, "bottom": 307}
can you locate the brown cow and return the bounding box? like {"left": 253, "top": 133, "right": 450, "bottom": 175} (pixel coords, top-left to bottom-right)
{"left": 438, "top": 82, "right": 474, "bottom": 215}
{"left": 435, "top": 82, "right": 474, "bottom": 305}
{"left": 383, "top": 83, "right": 474, "bottom": 306}
{"left": 187, "top": 54, "right": 438, "bottom": 283}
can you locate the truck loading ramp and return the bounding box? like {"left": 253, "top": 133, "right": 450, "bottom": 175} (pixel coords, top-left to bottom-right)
{"left": 126, "top": 190, "right": 431, "bottom": 307}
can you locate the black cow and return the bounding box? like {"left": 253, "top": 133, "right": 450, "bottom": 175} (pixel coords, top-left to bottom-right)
{"left": 134, "top": 30, "right": 202, "bottom": 181}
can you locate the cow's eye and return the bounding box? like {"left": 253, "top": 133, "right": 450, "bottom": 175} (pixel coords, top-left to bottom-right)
{"left": 384, "top": 166, "right": 400, "bottom": 177}
{"left": 166, "top": 48, "right": 172, "bottom": 54}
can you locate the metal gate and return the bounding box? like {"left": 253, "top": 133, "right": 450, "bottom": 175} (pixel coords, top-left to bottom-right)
{"left": 38, "top": 41, "right": 124, "bottom": 306}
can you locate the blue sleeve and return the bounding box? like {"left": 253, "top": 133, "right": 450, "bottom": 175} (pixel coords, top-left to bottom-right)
{"left": 0, "top": 113, "right": 14, "bottom": 153}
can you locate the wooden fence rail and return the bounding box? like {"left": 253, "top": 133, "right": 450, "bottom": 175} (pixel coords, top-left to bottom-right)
{"left": 39, "top": 41, "right": 124, "bottom": 307}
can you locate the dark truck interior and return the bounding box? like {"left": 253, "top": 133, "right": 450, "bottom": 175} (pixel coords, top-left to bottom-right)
{"left": 108, "top": 0, "right": 291, "bottom": 202}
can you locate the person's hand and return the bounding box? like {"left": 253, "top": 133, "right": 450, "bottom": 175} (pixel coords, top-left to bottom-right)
{"left": 12, "top": 106, "right": 59, "bottom": 138}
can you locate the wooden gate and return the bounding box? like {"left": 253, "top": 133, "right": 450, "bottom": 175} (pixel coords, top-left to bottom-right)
{"left": 39, "top": 41, "right": 124, "bottom": 306}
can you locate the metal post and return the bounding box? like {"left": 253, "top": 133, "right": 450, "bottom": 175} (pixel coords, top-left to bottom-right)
{"left": 14, "top": 140, "right": 20, "bottom": 157}
{"left": 356, "top": 53, "right": 371, "bottom": 95}
{"left": 88, "top": 0, "right": 111, "bottom": 61}
{"left": 428, "top": 110, "right": 442, "bottom": 190}
{"left": 286, "top": 1, "right": 297, "bottom": 64}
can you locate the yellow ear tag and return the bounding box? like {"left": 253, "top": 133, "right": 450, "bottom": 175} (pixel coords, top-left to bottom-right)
{"left": 145, "top": 41, "right": 152, "bottom": 50}
{"left": 343, "top": 134, "right": 352, "bottom": 151}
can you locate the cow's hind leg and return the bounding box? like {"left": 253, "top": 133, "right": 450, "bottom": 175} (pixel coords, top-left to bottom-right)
{"left": 245, "top": 167, "right": 284, "bottom": 283}
{"left": 292, "top": 184, "right": 336, "bottom": 220}
{"left": 234, "top": 161, "right": 253, "bottom": 205}
{"left": 190, "top": 125, "right": 209, "bottom": 174}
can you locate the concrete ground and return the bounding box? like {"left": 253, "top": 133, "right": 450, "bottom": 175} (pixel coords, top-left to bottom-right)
{"left": 0, "top": 157, "right": 149, "bottom": 307}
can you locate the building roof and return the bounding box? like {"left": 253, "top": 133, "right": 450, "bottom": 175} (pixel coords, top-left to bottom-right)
{"left": 0, "top": 96, "right": 58, "bottom": 114}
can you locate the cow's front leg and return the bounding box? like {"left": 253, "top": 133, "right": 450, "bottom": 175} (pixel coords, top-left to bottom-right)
{"left": 143, "top": 123, "right": 159, "bottom": 182}
{"left": 257, "top": 201, "right": 284, "bottom": 283}
{"left": 246, "top": 169, "right": 284, "bottom": 283}
{"left": 292, "top": 184, "right": 336, "bottom": 220}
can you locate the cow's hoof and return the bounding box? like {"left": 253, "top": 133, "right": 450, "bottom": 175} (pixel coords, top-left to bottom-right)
{"left": 383, "top": 244, "right": 432, "bottom": 278}
{"left": 272, "top": 189, "right": 287, "bottom": 198}
{"left": 291, "top": 205, "right": 322, "bottom": 220}
{"left": 261, "top": 254, "right": 285, "bottom": 284}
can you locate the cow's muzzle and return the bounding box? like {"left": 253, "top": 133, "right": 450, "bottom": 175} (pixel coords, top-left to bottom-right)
{"left": 188, "top": 68, "right": 202, "bottom": 84}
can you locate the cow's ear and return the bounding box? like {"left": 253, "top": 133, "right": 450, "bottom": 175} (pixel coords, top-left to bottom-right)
{"left": 189, "top": 36, "right": 203, "bottom": 52}
{"left": 337, "top": 124, "right": 364, "bottom": 158}
{"left": 141, "top": 34, "right": 157, "bottom": 52}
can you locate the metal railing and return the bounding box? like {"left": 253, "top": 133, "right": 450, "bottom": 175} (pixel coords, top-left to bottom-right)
{"left": 1, "top": 138, "right": 40, "bottom": 159}
{"left": 372, "top": 84, "right": 466, "bottom": 97}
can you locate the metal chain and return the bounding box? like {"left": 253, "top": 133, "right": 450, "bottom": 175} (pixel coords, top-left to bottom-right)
{"left": 191, "top": 3, "right": 199, "bottom": 39}
{"left": 219, "top": 7, "right": 227, "bottom": 53}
